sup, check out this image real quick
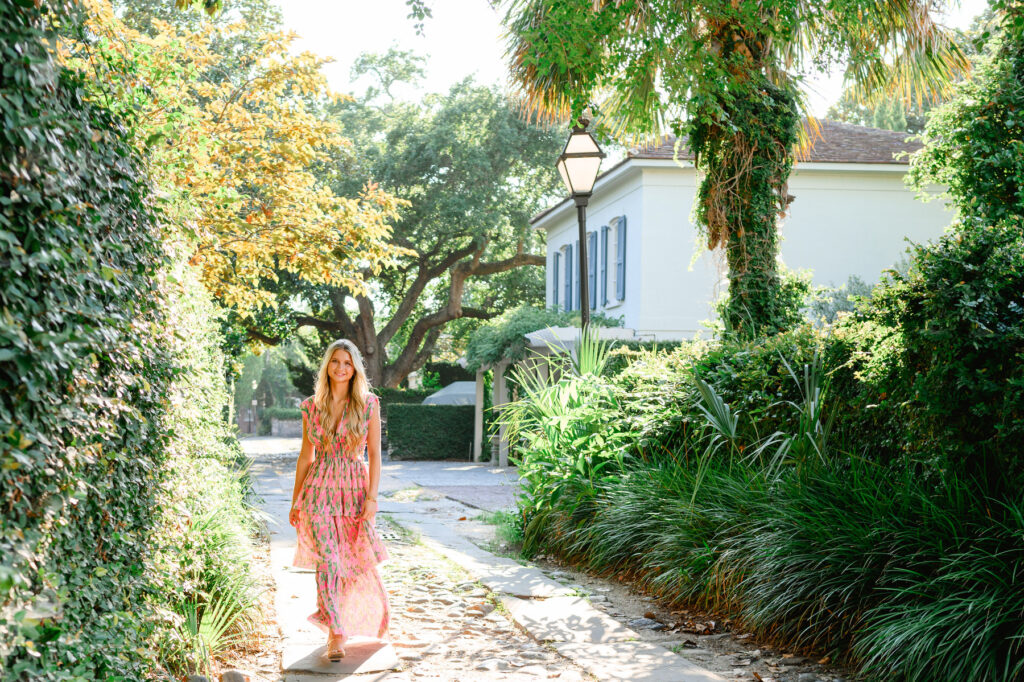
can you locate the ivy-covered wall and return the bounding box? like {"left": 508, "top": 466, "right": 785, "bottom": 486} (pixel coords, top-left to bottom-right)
{"left": 1, "top": 3, "right": 175, "bottom": 678}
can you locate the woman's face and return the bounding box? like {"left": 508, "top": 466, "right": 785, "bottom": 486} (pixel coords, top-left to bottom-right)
{"left": 328, "top": 348, "right": 355, "bottom": 386}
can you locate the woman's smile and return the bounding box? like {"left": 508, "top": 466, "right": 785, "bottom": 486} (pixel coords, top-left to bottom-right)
{"left": 329, "top": 349, "right": 355, "bottom": 383}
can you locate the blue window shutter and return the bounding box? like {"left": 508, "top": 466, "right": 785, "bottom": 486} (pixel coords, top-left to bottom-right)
{"left": 564, "top": 245, "right": 572, "bottom": 312}
{"left": 553, "top": 252, "right": 560, "bottom": 308}
{"left": 588, "top": 231, "right": 597, "bottom": 309}
{"left": 601, "top": 225, "right": 609, "bottom": 306}
{"left": 575, "top": 239, "right": 580, "bottom": 310}
{"left": 616, "top": 217, "right": 627, "bottom": 300}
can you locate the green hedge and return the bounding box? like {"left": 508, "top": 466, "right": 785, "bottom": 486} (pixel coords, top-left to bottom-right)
{"left": 259, "top": 406, "right": 302, "bottom": 435}
{"left": 1, "top": 4, "right": 175, "bottom": 678}
{"left": 386, "top": 404, "right": 475, "bottom": 460}
{"left": 377, "top": 387, "right": 435, "bottom": 405}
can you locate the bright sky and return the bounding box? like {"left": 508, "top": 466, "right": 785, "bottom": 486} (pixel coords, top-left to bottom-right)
{"left": 275, "top": 0, "right": 991, "bottom": 115}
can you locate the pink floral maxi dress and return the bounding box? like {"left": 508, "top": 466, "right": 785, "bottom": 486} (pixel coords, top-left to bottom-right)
{"left": 294, "top": 393, "right": 391, "bottom": 641}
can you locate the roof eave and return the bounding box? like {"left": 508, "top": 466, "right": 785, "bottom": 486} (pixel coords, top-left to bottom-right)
{"left": 530, "top": 157, "right": 691, "bottom": 230}
{"left": 529, "top": 157, "right": 911, "bottom": 230}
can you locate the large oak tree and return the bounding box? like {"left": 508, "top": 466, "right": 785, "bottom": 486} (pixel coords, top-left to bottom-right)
{"left": 247, "top": 54, "right": 565, "bottom": 387}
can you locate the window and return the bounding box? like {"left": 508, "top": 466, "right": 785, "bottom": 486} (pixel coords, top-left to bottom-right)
{"left": 615, "top": 217, "right": 627, "bottom": 301}
{"left": 588, "top": 231, "right": 597, "bottom": 310}
{"left": 600, "top": 224, "right": 609, "bottom": 306}
{"left": 553, "top": 251, "right": 560, "bottom": 309}
{"left": 563, "top": 244, "right": 572, "bottom": 312}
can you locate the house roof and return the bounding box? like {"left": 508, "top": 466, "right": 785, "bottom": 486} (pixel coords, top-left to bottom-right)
{"left": 633, "top": 119, "right": 922, "bottom": 164}
{"left": 531, "top": 119, "right": 922, "bottom": 225}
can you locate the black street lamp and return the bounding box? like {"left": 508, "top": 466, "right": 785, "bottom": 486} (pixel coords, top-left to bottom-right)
{"left": 556, "top": 117, "right": 605, "bottom": 330}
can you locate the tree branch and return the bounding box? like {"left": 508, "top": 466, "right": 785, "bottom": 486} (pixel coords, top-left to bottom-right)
{"left": 330, "top": 290, "right": 358, "bottom": 339}
{"left": 377, "top": 239, "right": 480, "bottom": 347}
{"left": 386, "top": 248, "right": 544, "bottom": 382}
{"left": 247, "top": 327, "right": 282, "bottom": 345}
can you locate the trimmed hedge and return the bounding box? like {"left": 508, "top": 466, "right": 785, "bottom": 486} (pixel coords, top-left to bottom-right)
{"left": 377, "top": 387, "right": 435, "bottom": 405}
{"left": 259, "top": 406, "right": 302, "bottom": 435}
{"left": 386, "top": 404, "right": 475, "bottom": 460}
{"left": 1, "top": 4, "right": 174, "bottom": 678}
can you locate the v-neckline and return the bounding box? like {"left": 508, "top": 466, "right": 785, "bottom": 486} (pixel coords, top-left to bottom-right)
{"left": 332, "top": 402, "right": 348, "bottom": 437}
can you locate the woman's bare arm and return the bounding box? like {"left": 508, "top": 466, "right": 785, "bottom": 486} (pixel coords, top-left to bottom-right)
{"left": 290, "top": 411, "right": 315, "bottom": 515}
{"left": 363, "top": 397, "right": 382, "bottom": 516}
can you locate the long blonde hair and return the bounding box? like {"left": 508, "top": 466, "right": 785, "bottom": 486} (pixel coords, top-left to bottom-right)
{"left": 313, "top": 339, "right": 372, "bottom": 450}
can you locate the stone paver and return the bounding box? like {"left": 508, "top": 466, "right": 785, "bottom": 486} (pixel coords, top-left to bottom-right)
{"left": 499, "top": 596, "right": 638, "bottom": 643}
{"left": 280, "top": 639, "right": 398, "bottom": 675}
{"left": 553, "top": 642, "right": 729, "bottom": 682}
{"left": 394, "top": 515, "right": 576, "bottom": 598}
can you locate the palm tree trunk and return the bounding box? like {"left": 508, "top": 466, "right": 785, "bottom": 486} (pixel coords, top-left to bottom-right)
{"left": 692, "top": 49, "right": 800, "bottom": 338}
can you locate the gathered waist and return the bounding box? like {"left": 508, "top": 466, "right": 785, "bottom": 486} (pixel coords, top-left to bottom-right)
{"left": 314, "top": 453, "right": 367, "bottom": 464}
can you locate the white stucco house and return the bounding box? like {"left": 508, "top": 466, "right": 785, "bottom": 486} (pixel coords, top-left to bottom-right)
{"left": 531, "top": 120, "right": 954, "bottom": 339}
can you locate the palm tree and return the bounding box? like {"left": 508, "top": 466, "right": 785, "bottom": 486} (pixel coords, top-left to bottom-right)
{"left": 500, "top": 0, "right": 970, "bottom": 338}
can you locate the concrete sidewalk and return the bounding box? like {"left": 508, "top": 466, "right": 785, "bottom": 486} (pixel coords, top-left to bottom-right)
{"left": 245, "top": 437, "right": 725, "bottom": 682}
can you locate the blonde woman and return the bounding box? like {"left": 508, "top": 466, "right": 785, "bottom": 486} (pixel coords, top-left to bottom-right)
{"left": 288, "top": 339, "right": 391, "bottom": 660}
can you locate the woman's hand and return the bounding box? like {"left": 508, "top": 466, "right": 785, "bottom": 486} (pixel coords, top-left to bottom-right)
{"left": 356, "top": 497, "right": 378, "bottom": 523}
{"left": 288, "top": 506, "right": 301, "bottom": 527}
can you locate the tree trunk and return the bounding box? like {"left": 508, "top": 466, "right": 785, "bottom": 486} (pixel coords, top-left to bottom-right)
{"left": 691, "top": 32, "right": 800, "bottom": 338}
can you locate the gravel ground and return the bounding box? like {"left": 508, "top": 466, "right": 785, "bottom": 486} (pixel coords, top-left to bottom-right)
{"left": 220, "top": 513, "right": 597, "bottom": 682}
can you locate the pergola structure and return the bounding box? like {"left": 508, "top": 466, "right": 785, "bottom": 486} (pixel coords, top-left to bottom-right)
{"left": 468, "top": 326, "right": 655, "bottom": 467}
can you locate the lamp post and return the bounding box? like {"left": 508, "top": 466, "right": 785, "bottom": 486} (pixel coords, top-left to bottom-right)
{"left": 556, "top": 117, "right": 605, "bottom": 330}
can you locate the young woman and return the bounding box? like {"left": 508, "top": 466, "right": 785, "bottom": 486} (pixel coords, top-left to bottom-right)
{"left": 288, "top": 339, "right": 391, "bottom": 661}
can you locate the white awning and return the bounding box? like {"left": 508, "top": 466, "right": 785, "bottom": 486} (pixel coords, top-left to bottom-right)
{"left": 523, "top": 326, "right": 643, "bottom": 354}
{"left": 421, "top": 380, "right": 477, "bottom": 406}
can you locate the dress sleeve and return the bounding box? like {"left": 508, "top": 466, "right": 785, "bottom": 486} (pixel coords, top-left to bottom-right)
{"left": 300, "top": 397, "right": 315, "bottom": 441}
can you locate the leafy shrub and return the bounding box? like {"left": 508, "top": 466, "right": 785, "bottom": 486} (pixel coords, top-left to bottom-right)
{"left": 464, "top": 304, "right": 622, "bottom": 372}
{"left": 603, "top": 339, "right": 686, "bottom": 376}
{"left": 418, "top": 368, "right": 443, "bottom": 392}
{"left": 858, "top": 15, "right": 1024, "bottom": 485}
{"left": 864, "top": 219, "right": 1024, "bottom": 485}
{"left": 386, "top": 405, "right": 475, "bottom": 460}
{"left": 0, "top": 4, "right": 175, "bottom": 678}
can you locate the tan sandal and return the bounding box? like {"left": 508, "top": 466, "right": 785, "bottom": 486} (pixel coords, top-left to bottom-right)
{"left": 327, "top": 636, "right": 346, "bottom": 661}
